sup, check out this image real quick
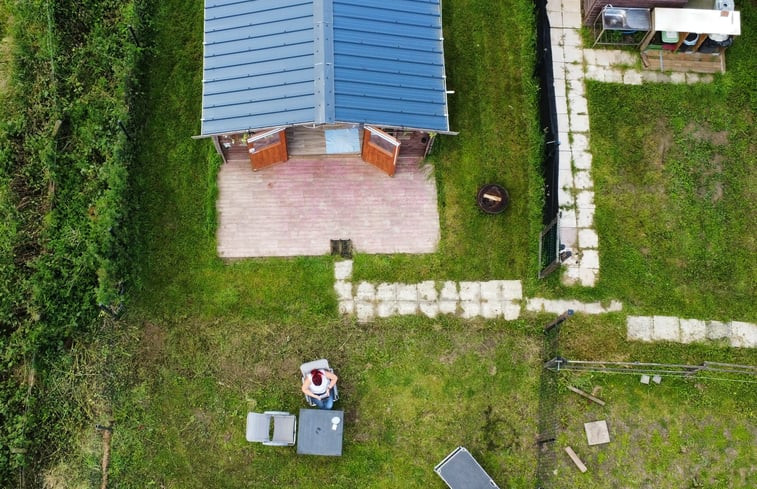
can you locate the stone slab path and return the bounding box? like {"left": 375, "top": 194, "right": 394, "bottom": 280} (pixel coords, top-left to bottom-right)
{"left": 547, "top": 0, "right": 714, "bottom": 287}
{"left": 335, "top": 261, "right": 621, "bottom": 323}
{"left": 628, "top": 316, "right": 757, "bottom": 349}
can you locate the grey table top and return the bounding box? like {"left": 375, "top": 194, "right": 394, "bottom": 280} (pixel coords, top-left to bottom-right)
{"left": 297, "top": 409, "right": 344, "bottom": 456}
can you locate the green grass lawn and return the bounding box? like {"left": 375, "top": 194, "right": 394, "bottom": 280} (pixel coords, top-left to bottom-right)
{"left": 536, "top": 2, "right": 757, "bottom": 323}
{"left": 91, "top": 0, "right": 547, "bottom": 488}
{"left": 34, "top": 0, "right": 757, "bottom": 487}
{"left": 107, "top": 316, "right": 541, "bottom": 488}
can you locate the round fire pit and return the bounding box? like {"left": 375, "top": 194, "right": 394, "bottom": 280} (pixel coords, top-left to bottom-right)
{"left": 476, "top": 184, "right": 509, "bottom": 214}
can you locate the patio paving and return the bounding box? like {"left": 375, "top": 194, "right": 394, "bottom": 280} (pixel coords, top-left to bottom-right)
{"left": 216, "top": 157, "right": 440, "bottom": 258}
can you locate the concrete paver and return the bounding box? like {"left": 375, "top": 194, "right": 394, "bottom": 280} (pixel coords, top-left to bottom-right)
{"left": 653, "top": 316, "right": 681, "bottom": 342}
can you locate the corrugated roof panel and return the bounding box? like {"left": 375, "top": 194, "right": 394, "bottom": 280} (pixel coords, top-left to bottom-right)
{"left": 332, "top": 0, "right": 449, "bottom": 131}
{"left": 201, "top": 0, "right": 316, "bottom": 135}
{"left": 200, "top": 0, "right": 450, "bottom": 135}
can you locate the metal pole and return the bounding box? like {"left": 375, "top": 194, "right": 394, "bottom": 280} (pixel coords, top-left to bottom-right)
{"left": 128, "top": 25, "right": 141, "bottom": 47}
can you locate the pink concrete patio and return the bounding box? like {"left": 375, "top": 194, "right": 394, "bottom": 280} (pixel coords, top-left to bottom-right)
{"left": 216, "top": 157, "right": 440, "bottom": 258}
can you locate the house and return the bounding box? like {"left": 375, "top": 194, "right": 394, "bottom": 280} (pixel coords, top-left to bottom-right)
{"left": 197, "top": 0, "right": 453, "bottom": 176}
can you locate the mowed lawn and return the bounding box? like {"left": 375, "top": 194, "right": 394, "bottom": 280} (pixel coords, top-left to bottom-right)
{"left": 105, "top": 0, "right": 545, "bottom": 488}
{"left": 46, "top": 0, "right": 757, "bottom": 488}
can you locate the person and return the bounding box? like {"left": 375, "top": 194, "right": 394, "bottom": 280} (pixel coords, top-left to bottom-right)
{"left": 302, "top": 368, "right": 338, "bottom": 410}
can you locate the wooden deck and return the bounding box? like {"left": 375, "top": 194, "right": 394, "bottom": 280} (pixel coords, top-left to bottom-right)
{"left": 216, "top": 157, "right": 440, "bottom": 258}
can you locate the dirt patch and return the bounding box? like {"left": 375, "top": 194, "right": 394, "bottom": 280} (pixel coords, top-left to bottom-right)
{"left": 651, "top": 121, "right": 673, "bottom": 168}
{"left": 138, "top": 322, "right": 166, "bottom": 367}
{"left": 684, "top": 121, "right": 729, "bottom": 146}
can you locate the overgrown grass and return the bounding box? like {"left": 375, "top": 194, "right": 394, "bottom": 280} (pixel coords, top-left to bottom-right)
{"left": 554, "top": 314, "right": 757, "bottom": 488}
{"left": 0, "top": 0, "right": 145, "bottom": 484}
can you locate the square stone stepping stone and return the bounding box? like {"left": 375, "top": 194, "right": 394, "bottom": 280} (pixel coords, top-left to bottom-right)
{"left": 334, "top": 260, "right": 353, "bottom": 280}
{"left": 419, "top": 302, "right": 439, "bottom": 318}
{"left": 640, "top": 374, "right": 650, "bottom": 384}
{"left": 652, "top": 375, "right": 662, "bottom": 384}
{"left": 584, "top": 420, "right": 610, "bottom": 446}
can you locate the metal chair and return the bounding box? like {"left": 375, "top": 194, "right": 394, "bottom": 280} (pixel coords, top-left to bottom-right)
{"left": 300, "top": 359, "right": 339, "bottom": 407}
{"left": 245, "top": 411, "right": 297, "bottom": 446}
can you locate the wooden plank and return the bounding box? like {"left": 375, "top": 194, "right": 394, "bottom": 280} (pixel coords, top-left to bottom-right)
{"left": 564, "top": 446, "right": 588, "bottom": 473}
{"left": 567, "top": 385, "right": 606, "bottom": 406}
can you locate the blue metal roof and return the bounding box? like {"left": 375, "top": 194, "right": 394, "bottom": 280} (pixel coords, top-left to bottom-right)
{"left": 201, "top": 0, "right": 449, "bottom": 136}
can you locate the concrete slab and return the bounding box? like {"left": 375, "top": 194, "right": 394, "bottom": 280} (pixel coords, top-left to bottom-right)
{"left": 525, "top": 298, "right": 545, "bottom": 312}
{"left": 563, "top": 11, "right": 581, "bottom": 28}
{"left": 562, "top": 0, "right": 582, "bottom": 14}
{"left": 334, "top": 260, "right": 353, "bottom": 280}
{"left": 553, "top": 78, "right": 567, "bottom": 97}
{"left": 419, "top": 301, "right": 439, "bottom": 318}
{"left": 397, "top": 301, "right": 418, "bottom": 315}
{"left": 730, "top": 321, "right": 757, "bottom": 348}
{"left": 679, "top": 318, "right": 707, "bottom": 343}
{"left": 572, "top": 151, "right": 593, "bottom": 170}
{"left": 334, "top": 281, "right": 353, "bottom": 301}
{"left": 397, "top": 284, "right": 418, "bottom": 302}
{"left": 562, "top": 28, "right": 582, "bottom": 46}
{"left": 418, "top": 281, "right": 437, "bottom": 302}
{"left": 438, "top": 300, "right": 458, "bottom": 315}
{"left": 570, "top": 114, "right": 591, "bottom": 133}
{"left": 604, "top": 69, "right": 624, "bottom": 84}
{"left": 559, "top": 168, "right": 574, "bottom": 189}
{"left": 440, "top": 281, "right": 459, "bottom": 301}
{"left": 558, "top": 185, "right": 573, "bottom": 206}
{"left": 560, "top": 208, "right": 577, "bottom": 227}
{"left": 576, "top": 190, "right": 594, "bottom": 208}
{"left": 481, "top": 301, "right": 504, "bottom": 319}
{"left": 338, "top": 300, "right": 354, "bottom": 315}
{"left": 584, "top": 420, "right": 610, "bottom": 445}
{"left": 376, "top": 283, "right": 397, "bottom": 301}
{"left": 568, "top": 94, "right": 589, "bottom": 115}
{"left": 504, "top": 303, "right": 522, "bottom": 320}
{"left": 670, "top": 72, "right": 686, "bottom": 84}
{"left": 579, "top": 267, "right": 598, "bottom": 286}
{"left": 578, "top": 228, "right": 598, "bottom": 248}
{"left": 627, "top": 316, "right": 653, "bottom": 342}
{"left": 653, "top": 316, "right": 681, "bottom": 342}
{"left": 577, "top": 206, "right": 595, "bottom": 227}
{"left": 640, "top": 374, "right": 650, "bottom": 384}
{"left": 560, "top": 226, "right": 578, "bottom": 249}
{"left": 706, "top": 320, "right": 731, "bottom": 340}
{"left": 567, "top": 77, "right": 585, "bottom": 96}
{"left": 584, "top": 65, "right": 606, "bottom": 82}
{"left": 557, "top": 112, "right": 570, "bottom": 135}
{"left": 565, "top": 63, "right": 584, "bottom": 81}
{"left": 459, "top": 282, "right": 481, "bottom": 301}
{"left": 480, "top": 281, "right": 503, "bottom": 302}
{"left": 573, "top": 170, "right": 593, "bottom": 189}
{"left": 502, "top": 281, "right": 523, "bottom": 299}
{"left": 652, "top": 375, "right": 662, "bottom": 384}
{"left": 377, "top": 301, "right": 399, "bottom": 318}
{"left": 563, "top": 265, "right": 581, "bottom": 285}
{"left": 460, "top": 301, "right": 481, "bottom": 319}
{"left": 623, "top": 70, "right": 643, "bottom": 85}
{"left": 356, "top": 301, "right": 375, "bottom": 322}
{"left": 356, "top": 282, "right": 376, "bottom": 301}
{"left": 571, "top": 133, "right": 590, "bottom": 153}
{"left": 564, "top": 46, "right": 583, "bottom": 63}
{"left": 555, "top": 95, "right": 568, "bottom": 114}
{"left": 582, "top": 49, "right": 598, "bottom": 65}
